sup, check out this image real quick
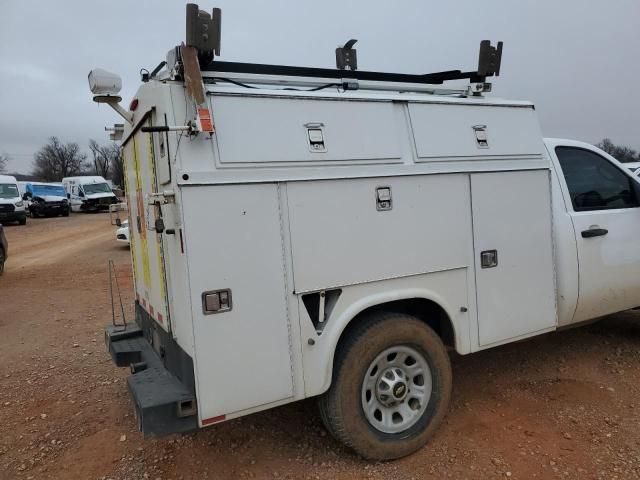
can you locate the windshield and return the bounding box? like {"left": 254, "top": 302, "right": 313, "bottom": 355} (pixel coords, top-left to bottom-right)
{"left": 32, "top": 184, "right": 66, "bottom": 197}
{"left": 82, "top": 183, "right": 112, "bottom": 195}
{"left": 0, "top": 183, "right": 19, "bottom": 199}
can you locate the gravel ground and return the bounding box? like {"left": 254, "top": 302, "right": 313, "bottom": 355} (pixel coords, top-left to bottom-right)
{"left": 1, "top": 214, "right": 640, "bottom": 479}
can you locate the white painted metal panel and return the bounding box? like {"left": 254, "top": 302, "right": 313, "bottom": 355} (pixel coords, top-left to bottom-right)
{"left": 471, "top": 171, "right": 557, "bottom": 347}
{"left": 570, "top": 207, "right": 640, "bottom": 321}
{"left": 287, "top": 175, "right": 472, "bottom": 293}
{"left": 212, "top": 96, "right": 403, "bottom": 164}
{"left": 409, "top": 103, "right": 544, "bottom": 160}
{"left": 182, "top": 184, "right": 294, "bottom": 420}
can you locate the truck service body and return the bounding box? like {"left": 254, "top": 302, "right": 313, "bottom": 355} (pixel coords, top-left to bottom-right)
{"left": 100, "top": 5, "right": 640, "bottom": 460}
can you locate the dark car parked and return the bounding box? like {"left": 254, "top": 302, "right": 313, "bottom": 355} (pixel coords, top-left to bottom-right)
{"left": 0, "top": 224, "right": 7, "bottom": 276}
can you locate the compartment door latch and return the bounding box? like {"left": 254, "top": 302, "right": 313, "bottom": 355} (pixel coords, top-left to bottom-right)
{"left": 202, "top": 289, "right": 232, "bottom": 315}
{"left": 376, "top": 186, "right": 392, "bottom": 211}
{"left": 480, "top": 250, "right": 498, "bottom": 268}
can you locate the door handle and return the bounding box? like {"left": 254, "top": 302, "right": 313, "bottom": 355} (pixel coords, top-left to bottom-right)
{"left": 581, "top": 228, "right": 608, "bottom": 238}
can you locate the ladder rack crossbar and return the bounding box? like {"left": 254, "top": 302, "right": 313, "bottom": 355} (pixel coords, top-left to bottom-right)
{"left": 202, "top": 61, "right": 488, "bottom": 86}
{"left": 202, "top": 72, "right": 470, "bottom": 96}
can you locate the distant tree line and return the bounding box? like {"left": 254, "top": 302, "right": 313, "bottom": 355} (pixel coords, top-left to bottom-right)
{"left": 596, "top": 139, "right": 640, "bottom": 163}
{"left": 29, "top": 137, "right": 124, "bottom": 188}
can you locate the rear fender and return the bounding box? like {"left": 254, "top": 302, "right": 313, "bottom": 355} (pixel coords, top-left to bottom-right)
{"left": 300, "top": 270, "right": 470, "bottom": 397}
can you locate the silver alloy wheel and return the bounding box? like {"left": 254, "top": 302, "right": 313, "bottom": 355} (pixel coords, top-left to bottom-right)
{"left": 361, "top": 345, "right": 432, "bottom": 434}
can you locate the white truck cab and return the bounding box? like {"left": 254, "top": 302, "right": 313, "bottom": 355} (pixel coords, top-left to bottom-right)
{"left": 98, "top": 4, "right": 640, "bottom": 461}
{"left": 62, "top": 176, "right": 118, "bottom": 212}
{"left": 545, "top": 139, "right": 640, "bottom": 325}
{"left": 0, "top": 175, "right": 27, "bottom": 225}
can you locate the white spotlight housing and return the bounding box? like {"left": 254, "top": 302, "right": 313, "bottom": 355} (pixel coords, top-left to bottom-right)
{"left": 88, "top": 68, "right": 122, "bottom": 96}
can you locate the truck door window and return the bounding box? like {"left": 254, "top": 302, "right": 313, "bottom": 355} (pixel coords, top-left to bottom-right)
{"left": 555, "top": 147, "right": 640, "bottom": 212}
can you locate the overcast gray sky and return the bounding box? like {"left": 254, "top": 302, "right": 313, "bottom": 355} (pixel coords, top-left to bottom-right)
{"left": 1, "top": 1, "right": 639, "bottom": 173}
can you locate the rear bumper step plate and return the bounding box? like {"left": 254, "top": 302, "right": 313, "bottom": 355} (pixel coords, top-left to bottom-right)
{"left": 105, "top": 324, "right": 198, "bottom": 436}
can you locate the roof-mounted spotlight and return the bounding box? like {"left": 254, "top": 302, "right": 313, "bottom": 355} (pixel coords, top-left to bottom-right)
{"left": 88, "top": 68, "right": 133, "bottom": 124}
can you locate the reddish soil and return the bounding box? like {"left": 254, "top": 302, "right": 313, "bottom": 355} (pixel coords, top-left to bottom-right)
{"left": 1, "top": 214, "right": 640, "bottom": 479}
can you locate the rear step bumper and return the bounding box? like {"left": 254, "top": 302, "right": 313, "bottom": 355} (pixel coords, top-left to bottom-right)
{"left": 105, "top": 308, "right": 198, "bottom": 436}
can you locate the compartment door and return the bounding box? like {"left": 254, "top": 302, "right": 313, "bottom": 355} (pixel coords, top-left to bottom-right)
{"left": 122, "top": 118, "right": 170, "bottom": 331}
{"left": 471, "top": 171, "right": 557, "bottom": 347}
{"left": 182, "top": 184, "right": 294, "bottom": 422}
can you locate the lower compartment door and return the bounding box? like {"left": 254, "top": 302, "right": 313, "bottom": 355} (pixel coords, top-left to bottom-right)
{"left": 472, "top": 171, "right": 557, "bottom": 347}
{"left": 182, "top": 184, "right": 294, "bottom": 422}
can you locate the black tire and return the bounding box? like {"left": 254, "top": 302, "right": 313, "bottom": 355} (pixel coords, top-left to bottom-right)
{"left": 18, "top": 217, "right": 26, "bottom": 225}
{"left": 30, "top": 209, "right": 38, "bottom": 218}
{"left": 62, "top": 209, "right": 69, "bottom": 217}
{"left": 319, "top": 312, "right": 452, "bottom": 460}
{"left": 0, "top": 248, "right": 4, "bottom": 276}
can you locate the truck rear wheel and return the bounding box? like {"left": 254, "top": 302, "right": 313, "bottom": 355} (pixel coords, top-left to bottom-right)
{"left": 319, "top": 312, "right": 452, "bottom": 460}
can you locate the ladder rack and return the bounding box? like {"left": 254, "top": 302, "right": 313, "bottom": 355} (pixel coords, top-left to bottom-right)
{"left": 199, "top": 62, "right": 493, "bottom": 96}
{"left": 166, "top": 5, "right": 504, "bottom": 97}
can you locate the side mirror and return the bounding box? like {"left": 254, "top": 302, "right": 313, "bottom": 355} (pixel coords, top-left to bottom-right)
{"left": 67, "top": 193, "right": 71, "bottom": 199}
{"left": 78, "top": 191, "right": 85, "bottom": 198}
{"left": 22, "top": 193, "right": 28, "bottom": 201}
{"left": 115, "top": 218, "right": 122, "bottom": 227}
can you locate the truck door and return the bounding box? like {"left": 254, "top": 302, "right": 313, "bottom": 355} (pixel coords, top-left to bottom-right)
{"left": 122, "top": 117, "right": 170, "bottom": 331}
{"left": 552, "top": 145, "right": 640, "bottom": 322}
{"left": 471, "top": 170, "right": 557, "bottom": 347}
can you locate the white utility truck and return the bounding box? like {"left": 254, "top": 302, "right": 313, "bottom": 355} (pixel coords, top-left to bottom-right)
{"left": 62, "top": 175, "right": 118, "bottom": 212}
{"left": 96, "top": 5, "right": 640, "bottom": 460}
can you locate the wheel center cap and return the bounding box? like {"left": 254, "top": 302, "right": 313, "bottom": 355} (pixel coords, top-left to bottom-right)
{"left": 376, "top": 367, "right": 409, "bottom": 406}
{"left": 393, "top": 382, "right": 407, "bottom": 400}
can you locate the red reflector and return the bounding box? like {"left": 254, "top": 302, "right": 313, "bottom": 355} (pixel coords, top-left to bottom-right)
{"left": 197, "top": 108, "right": 214, "bottom": 133}
{"left": 129, "top": 99, "right": 139, "bottom": 111}
{"left": 202, "top": 415, "right": 226, "bottom": 426}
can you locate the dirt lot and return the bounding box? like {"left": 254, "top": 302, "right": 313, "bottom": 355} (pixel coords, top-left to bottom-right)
{"left": 1, "top": 214, "right": 640, "bottom": 479}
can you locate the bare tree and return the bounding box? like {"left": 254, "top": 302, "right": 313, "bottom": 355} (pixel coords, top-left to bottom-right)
{"left": 88, "top": 140, "right": 124, "bottom": 188}
{"left": 110, "top": 145, "right": 125, "bottom": 190}
{"left": 597, "top": 138, "right": 640, "bottom": 163}
{"left": 0, "top": 153, "right": 8, "bottom": 173}
{"left": 89, "top": 139, "right": 111, "bottom": 178}
{"left": 32, "top": 137, "right": 88, "bottom": 181}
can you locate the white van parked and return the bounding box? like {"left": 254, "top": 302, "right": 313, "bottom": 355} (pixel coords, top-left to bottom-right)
{"left": 97, "top": 5, "right": 640, "bottom": 461}
{"left": 0, "top": 175, "right": 27, "bottom": 225}
{"left": 62, "top": 176, "right": 118, "bottom": 212}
